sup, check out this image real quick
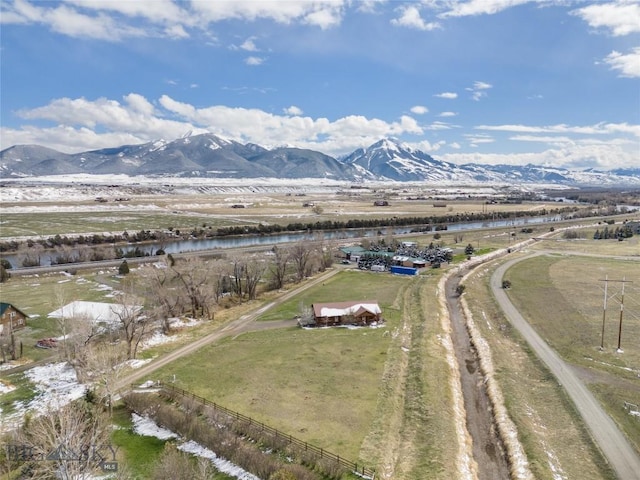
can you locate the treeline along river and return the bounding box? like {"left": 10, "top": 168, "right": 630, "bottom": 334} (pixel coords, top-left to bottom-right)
{"left": 0, "top": 205, "right": 620, "bottom": 269}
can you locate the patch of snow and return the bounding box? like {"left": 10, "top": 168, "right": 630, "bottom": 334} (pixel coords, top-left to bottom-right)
{"left": 24, "top": 362, "right": 86, "bottom": 413}
{"left": 0, "top": 380, "right": 16, "bottom": 394}
{"left": 141, "top": 331, "right": 178, "bottom": 349}
{"left": 125, "top": 358, "right": 152, "bottom": 369}
{"left": 179, "top": 440, "right": 261, "bottom": 480}
{"left": 169, "top": 317, "right": 200, "bottom": 328}
{"left": 132, "top": 413, "right": 177, "bottom": 440}
{"left": 131, "top": 414, "right": 260, "bottom": 480}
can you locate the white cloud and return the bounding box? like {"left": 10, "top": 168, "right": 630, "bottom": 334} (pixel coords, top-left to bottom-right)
{"left": 603, "top": 47, "right": 640, "bottom": 78}
{"left": 465, "top": 133, "right": 495, "bottom": 145}
{"left": 284, "top": 106, "right": 304, "bottom": 116}
{"left": 0, "top": 0, "right": 346, "bottom": 41}
{"left": 438, "top": 111, "right": 457, "bottom": 117}
{"left": 1, "top": 1, "right": 148, "bottom": 41}
{"left": 410, "top": 105, "right": 429, "bottom": 115}
{"left": 239, "top": 37, "right": 259, "bottom": 52}
{"left": 466, "top": 81, "right": 492, "bottom": 101}
{"left": 438, "top": 0, "right": 536, "bottom": 18}
{"left": 449, "top": 142, "right": 462, "bottom": 149}
{"left": 245, "top": 56, "right": 264, "bottom": 66}
{"left": 441, "top": 142, "right": 639, "bottom": 169}
{"left": 164, "top": 24, "right": 189, "bottom": 39}
{"left": 476, "top": 122, "right": 640, "bottom": 137}
{"left": 191, "top": 1, "right": 346, "bottom": 29}
{"left": 425, "top": 121, "right": 454, "bottom": 130}
{"left": 572, "top": 1, "right": 640, "bottom": 36}
{"left": 391, "top": 5, "right": 441, "bottom": 30}
{"left": 434, "top": 92, "right": 458, "bottom": 99}
{"left": 4, "top": 93, "right": 428, "bottom": 157}
{"left": 302, "top": 6, "right": 344, "bottom": 29}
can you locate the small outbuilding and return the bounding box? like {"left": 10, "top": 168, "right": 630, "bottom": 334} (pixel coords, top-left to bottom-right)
{"left": 311, "top": 301, "right": 382, "bottom": 327}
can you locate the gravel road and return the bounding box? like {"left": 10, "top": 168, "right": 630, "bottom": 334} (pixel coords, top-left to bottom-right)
{"left": 491, "top": 253, "right": 640, "bottom": 480}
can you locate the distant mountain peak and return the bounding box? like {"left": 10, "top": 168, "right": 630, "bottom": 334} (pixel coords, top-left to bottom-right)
{"left": 0, "top": 136, "right": 638, "bottom": 186}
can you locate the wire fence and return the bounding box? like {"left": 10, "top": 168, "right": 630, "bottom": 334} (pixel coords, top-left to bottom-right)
{"left": 158, "top": 383, "right": 376, "bottom": 479}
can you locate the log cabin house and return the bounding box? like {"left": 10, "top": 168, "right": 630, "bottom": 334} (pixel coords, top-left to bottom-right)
{"left": 0, "top": 302, "right": 28, "bottom": 336}
{"left": 311, "top": 301, "right": 382, "bottom": 327}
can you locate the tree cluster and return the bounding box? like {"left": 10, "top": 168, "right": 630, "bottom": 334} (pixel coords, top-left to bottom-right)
{"left": 593, "top": 225, "right": 634, "bottom": 240}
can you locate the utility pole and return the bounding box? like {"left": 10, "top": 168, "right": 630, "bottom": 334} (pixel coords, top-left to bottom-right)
{"left": 600, "top": 275, "right": 608, "bottom": 350}
{"left": 617, "top": 277, "right": 631, "bottom": 352}
{"left": 599, "top": 277, "right": 633, "bottom": 352}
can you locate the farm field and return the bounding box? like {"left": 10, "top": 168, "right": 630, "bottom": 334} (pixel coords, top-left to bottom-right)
{"left": 0, "top": 180, "right": 595, "bottom": 240}
{"left": 142, "top": 269, "right": 460, "bottom": 479}
{"left": 504, "top": 252, "right": 640, "bottom": 451}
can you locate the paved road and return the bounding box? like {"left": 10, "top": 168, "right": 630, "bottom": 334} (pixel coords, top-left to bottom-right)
{"left": 491, "top": 253, "right": 640, "bottom": 480}
{"left": 115, "top": 267, "right": 341, "bottom": 391}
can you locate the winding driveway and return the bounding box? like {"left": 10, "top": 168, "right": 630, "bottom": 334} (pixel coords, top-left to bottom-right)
{"left": 491, "top": 252, "right": 640, "bottom": 480}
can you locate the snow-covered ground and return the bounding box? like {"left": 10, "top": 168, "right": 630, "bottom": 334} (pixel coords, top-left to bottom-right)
{"left": 131, "top": 413, "right": 260, "bottom": 480}
{"left": 1, "top": 362, "right": 85, "bottom": 430}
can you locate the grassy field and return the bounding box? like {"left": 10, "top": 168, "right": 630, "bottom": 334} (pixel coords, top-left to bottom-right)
{"left": 462, "top": 255, "right": 619, "bottom": 480}
{"left": 0, "top": 190, "right": 592, "bottom": 239}
{"left": 142, "top": 269, "right": 460, "bottom": 479}
{"left": 503, "top": 251, "right": 640, "bottom": 454}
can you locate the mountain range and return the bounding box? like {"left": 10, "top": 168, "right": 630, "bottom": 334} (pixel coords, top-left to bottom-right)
{"left": 1, "top": 133, "right": 639, "bottom": 186}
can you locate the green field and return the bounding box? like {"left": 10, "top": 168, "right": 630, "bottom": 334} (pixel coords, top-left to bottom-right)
{"left": 462, "top": 252, "right": 621, "bottom": 480}
{"left": 140, "top": 269, "right": 459, "bottom": 478}
{"left": 505, "top": 253, "right": 640, "bottom": 454}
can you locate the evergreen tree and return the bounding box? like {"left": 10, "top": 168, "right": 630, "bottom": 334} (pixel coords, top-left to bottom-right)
{"left": 118, "top": 260, "right": 130, "bottom": 275}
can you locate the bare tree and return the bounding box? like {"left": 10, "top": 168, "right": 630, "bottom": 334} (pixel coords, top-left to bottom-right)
{"left": 112, "top": 284, "right": 147, "bottom": 360}
{"left": 208, "top": 258, "right": 231, "bottom": 304}
{"left": 64, "top": 312, "right": 101, "bottom": 378}
{"left": 312, "top": 232, "right": 335, "bottom": 272}
{"left": 229, "top": 254, "right": 246, "bottom": 297}
{"left": 13, "top": 400, "right": 111, "bottom": 480}
{"left": 53, "top": 287, "right": 72, "bottom": 361}
{"left": 269, "top": 246, "right": 291, "bottom": 290}
{"left": 243, "top": 255, "right": 267, "bottom": 300}
{"left": 291, "top": 241, "right": 312, "bottom": 282}
{"left": 172, "top": 257, "right": 216, "bottom": 319}
{"left": 137, "top": 262, "right": 181, "bottom": 333}
{"left": 19, "top": 242, "right": 44, "bottom": 267}
{"left": 83, "top": 342, "right": 127, "bottom": 417}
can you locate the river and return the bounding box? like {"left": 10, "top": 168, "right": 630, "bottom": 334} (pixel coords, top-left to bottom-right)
{"left": 2, "top": 214, "right": 564, "bottom": 269}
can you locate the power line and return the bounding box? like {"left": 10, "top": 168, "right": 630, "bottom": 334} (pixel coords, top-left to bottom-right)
{"left": 599, "top": 277, "right": 633, "bottom": 352}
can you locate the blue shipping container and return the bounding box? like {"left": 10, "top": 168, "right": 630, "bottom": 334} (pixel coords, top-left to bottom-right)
{"left": 390, "top": 266, "right": 418, "bottom": 276}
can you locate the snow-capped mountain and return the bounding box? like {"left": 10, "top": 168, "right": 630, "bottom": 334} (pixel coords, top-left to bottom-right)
{"left": 341, "top": 138, "right": 493, "bottom": 182}
{"left": 1, "top": 134, "right": 638, "bottom": 186}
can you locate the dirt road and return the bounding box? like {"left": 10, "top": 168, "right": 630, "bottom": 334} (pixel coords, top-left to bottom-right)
{"left": 491, "top": 253, "right": 640, "bottom": 480}
{"left": 114, "top": 268, "right": 340, "bottom": 391}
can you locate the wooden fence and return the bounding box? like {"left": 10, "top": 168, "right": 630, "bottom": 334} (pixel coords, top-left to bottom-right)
{"left": 157, "top": 383, "right": 376, "bottom": 479}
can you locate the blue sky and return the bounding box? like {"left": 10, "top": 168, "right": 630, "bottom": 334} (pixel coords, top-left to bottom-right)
{"left": 1, "top": 0, "right": 639, "bottom": 170}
